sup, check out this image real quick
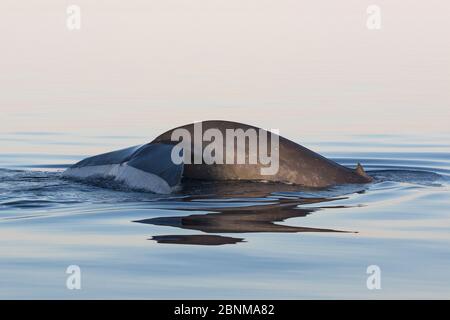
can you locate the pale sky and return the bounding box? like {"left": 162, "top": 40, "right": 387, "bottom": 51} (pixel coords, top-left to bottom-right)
{"left": 1, "top": 0, "right": 449, "bottom": 138}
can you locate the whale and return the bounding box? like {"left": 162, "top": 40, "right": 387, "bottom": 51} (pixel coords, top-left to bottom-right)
{"left": 63, "top": 120, "right": 372, "bottom": 194}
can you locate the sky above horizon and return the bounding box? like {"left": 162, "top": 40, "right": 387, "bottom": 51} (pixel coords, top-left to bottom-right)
{"left": 1, "top": 0, "right": 449, "bottom": 139}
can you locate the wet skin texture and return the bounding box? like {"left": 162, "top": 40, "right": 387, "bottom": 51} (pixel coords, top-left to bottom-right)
{"left": 153, "top": 120, "right": 373, "bottom": 187}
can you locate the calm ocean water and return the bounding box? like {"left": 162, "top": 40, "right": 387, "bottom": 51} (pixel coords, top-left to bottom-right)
{"left": 1, "top": 131, "right": 449, "bottom": 299}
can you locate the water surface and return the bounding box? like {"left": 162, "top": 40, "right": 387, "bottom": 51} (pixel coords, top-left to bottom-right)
{"left": 1, "top": 132, "right": 449, "bottom": 299}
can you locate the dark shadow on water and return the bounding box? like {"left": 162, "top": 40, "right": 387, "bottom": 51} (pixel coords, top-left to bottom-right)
{"left": 151, "top": 235, "right": 245, "bottom": 246}
{"left": 136, "top": 201, "right": 348, "bottom": 234}
{"left": 135, "top": 181, "right": 356, "bottom": 246}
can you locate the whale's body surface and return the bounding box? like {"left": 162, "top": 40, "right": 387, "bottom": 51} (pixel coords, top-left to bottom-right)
{"left": 63, "top": 120, "right": 372, "bottom": 193}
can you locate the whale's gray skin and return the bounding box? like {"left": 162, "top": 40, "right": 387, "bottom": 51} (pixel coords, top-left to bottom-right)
{"left": 63, "top": 120, "right": 372, "bottom": 193}
{"left": 152, "top": 120, "right": 372, "bottom": 187}
{"left": 62, "top": 143, "right": 184, "bottom": 193}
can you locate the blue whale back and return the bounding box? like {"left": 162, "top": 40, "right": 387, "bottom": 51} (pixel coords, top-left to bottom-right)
{"left": 64, "top": 120, "right": 372, "bottom": 194}
{"left": 127, "top": 144, "right": 183, "bottom": 187}
{"left": 71, "top": 145, "right": 144, "bottom": 168}
{"left": 64, "top": 143, "right": 183, "bottom": 193}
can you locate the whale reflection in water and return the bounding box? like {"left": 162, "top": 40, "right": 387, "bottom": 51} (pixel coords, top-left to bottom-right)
{"left": 151, "top": 235, "right": 245, "bottom": 246}
{"left": 134, "top": 181, "right": 357, "bottom": 245}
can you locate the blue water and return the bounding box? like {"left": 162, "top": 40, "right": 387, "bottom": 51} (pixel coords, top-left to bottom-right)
{"left": 1, "top": 132, "right": 450, "bottom": 299}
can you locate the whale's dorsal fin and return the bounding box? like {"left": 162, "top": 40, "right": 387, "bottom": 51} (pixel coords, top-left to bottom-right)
{"left": 355, "top": 162, "right": 371, "bottom": 180}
